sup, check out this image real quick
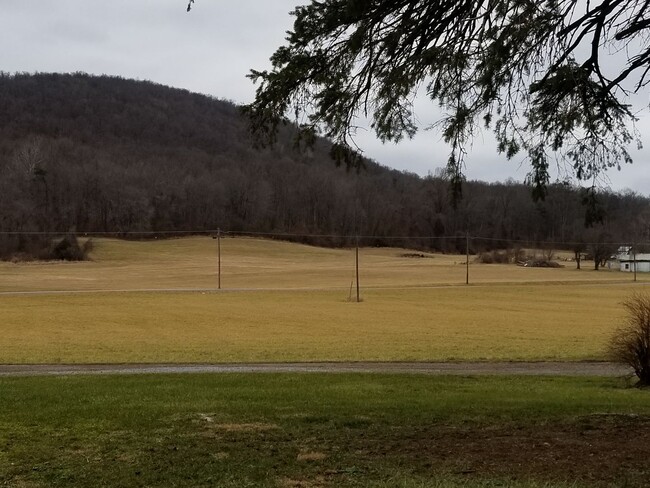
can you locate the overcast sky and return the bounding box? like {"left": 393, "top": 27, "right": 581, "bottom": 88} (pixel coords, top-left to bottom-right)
{"left": 1, "top": 0, "right": 649, "bottom": 194}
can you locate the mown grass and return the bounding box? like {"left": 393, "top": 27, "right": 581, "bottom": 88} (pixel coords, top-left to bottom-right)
{"left": 0, "top": 237, "right": 645, "bottom": 363}
{"left": 0, "top": 236, "right": 642, "bottom": 292}
{"left": 0, "top": 283, "right": 643, "bottom": 363}
{"left": 1, "top": 374, "right": 648, "bottom": 487}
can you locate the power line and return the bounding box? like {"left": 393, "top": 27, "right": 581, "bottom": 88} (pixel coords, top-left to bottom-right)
{"left": 0, "top": 229, "right": 644, "bottom": 249}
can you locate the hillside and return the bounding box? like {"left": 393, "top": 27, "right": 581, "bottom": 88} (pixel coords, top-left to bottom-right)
{"left": 0, "top": 72, "right": 648, "bottom": 259}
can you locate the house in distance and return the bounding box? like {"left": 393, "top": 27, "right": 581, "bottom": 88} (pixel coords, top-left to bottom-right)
{"left": 615, "top": 247, "right": 650, "bottom": 273}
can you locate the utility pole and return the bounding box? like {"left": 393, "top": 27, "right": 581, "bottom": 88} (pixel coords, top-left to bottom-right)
{"left": 355, "top": 235, "right": 360, "bottom": 303}
{"left": 466, "top": 232, "right": 470, "bottom": 285}
{"left": 212, "top": 228, "right": 221, "bottom": 290}
{"left": 633, "top": 243, "right": 637, "bottom": 283}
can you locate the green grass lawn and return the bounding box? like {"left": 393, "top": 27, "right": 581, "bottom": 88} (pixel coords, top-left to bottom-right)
{"left": 1, "top": 374, "right": 649, "bottom": 487}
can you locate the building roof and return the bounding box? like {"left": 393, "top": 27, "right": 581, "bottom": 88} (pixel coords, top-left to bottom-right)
{"left": 618, "top": 253, "right": 650, "bottom": 262}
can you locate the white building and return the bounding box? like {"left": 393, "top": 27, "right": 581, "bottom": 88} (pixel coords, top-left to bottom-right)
{"left": 616, "top": 247, "right": 650, "bottom": 273}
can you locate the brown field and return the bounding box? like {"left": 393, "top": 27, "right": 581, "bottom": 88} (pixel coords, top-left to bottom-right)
{"left": 0, "top": 237, "right": 645, "bottom": 364}
{"left": 0, "top": 236, "right": 641, "bottom": 292}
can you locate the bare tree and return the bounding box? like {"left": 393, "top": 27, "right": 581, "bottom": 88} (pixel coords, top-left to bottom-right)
{"left": 572, "top": 239, "right": 586, "bottom": 270}
{"left": 588, "top": 231, "right": 615, "bottom": 270}
{"left": 4, "top": 72, "right": 650, "bottom": 259}
{"left": 609, "top": 293, "right": 650, "bottom": 387}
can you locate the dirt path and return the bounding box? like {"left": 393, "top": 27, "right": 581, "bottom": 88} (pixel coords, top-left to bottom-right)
{"left": 0, "top": 361, "right": 631, "bottom": 377}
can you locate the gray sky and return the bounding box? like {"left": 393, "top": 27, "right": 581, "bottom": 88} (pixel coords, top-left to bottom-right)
{"left": 1, "top": 0, "right": 649, "bottom": 194}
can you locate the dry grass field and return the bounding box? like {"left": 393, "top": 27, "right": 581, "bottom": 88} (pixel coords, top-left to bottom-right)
{"left": 0, "top": 236, "right": 646, "bottom": 364}
{"left": 0, "top": 236, "right": 642, "bottom": 292}
{"left": 3, "top": 238, "right": 650, "bottom": 487}
{"left": 0, "top": 285, "right": 641, "bottom": 363}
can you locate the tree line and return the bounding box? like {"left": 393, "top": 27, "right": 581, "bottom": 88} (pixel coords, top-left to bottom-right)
{"left": 0, "top": 73, "right": 648, "bottom": 260}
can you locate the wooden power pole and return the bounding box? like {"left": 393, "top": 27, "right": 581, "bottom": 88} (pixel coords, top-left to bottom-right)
{"left": 355, "top": 235, "right": 360, "bottom": 302}
{"left": 466, "top": 232, "right": 470, "bottom": 285}
{"left": 212, "top": 229, "right": 221, "bottom": 290}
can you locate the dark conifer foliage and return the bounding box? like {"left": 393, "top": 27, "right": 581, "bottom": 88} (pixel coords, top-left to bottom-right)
{"left": 0, "top": 72, "right": 648, "bottom": 260}
{"left": 246, "top": 0, "right": 649, "bottom": 201}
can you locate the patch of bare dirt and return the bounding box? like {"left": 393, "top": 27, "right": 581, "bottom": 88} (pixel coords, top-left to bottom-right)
{"left": 212, "top": 422, "right": 278, "bottom": 432}
{"left": 351, "top": 415, "right": 650, "bottom": 486}
{"left": 278, "top": 476, "right": 325, "bottom": 488}
{"left": 297, "top": 451, "right": 328, "bottom": 462}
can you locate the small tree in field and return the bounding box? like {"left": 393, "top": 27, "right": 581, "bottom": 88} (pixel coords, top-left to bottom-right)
{"left": 609, "top": 293, "right": 650, "bottom": 388}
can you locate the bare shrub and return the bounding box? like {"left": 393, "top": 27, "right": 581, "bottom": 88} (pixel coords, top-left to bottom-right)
{"left": 0, "top": 234, "right": 93, "bottom": 262}
{"left": 0, "top": 234, "right": 51, "bottom": 262}
{"left": 50, "top": 235, "right": 86, "bottom": 261}
{"left": 543, "top": 248, "right": 555, "bottom": 261}
{"left": 82, "top": 238, "right": 94, "bottom": 256}
{"left": 477, "top": 251, "right": 501, "bottom": 264}
{"left": 476, "top": 249, "right": 525, "bottom": 264}
{"left": 521, "top": 260, "right": 563, "bottom": 268}
{"left": 609, "top": 293, "right": 650, "bottom": 387}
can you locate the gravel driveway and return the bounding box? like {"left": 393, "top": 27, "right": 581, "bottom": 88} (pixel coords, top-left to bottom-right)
{"left": 0, "top": 361, "right": 631, "bottom": 377}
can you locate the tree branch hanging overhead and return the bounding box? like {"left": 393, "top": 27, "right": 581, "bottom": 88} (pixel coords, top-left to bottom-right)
{"left": 244, "top": 0, "right": 649, "bottom": 200}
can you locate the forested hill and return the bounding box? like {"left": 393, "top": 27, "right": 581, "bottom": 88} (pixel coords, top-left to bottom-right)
{"left": 0, "top": 72, "right": 648, "bottom": 257}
